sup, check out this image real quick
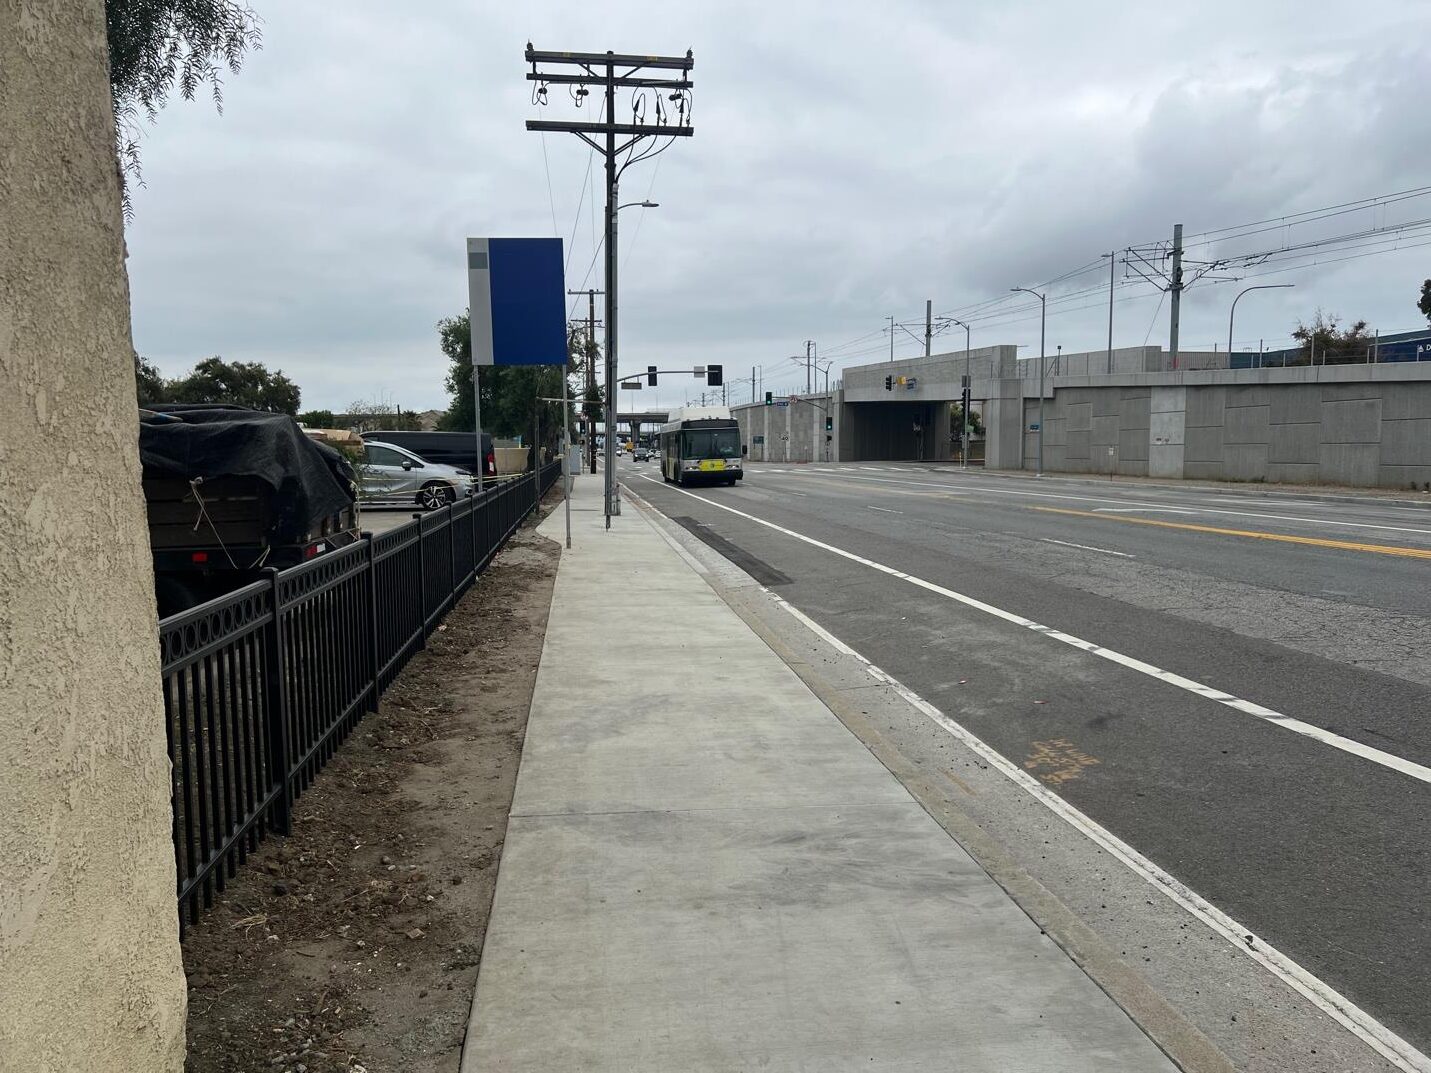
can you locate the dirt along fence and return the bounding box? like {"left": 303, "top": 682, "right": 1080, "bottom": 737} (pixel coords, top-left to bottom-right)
{"left": 159, "top": 462, "right": 563, "bottom": 928}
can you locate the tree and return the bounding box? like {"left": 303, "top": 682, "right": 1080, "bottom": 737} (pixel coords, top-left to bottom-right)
{"left": 340, "top": 399, "right": 421, "bottom": 433}
{"left": 134, "top": 352, "right": 168, "bottom": 403}
{"left": 435, "top": 310, "right": 576, "bottom": 456}
{"left": 1419, "top": 280, "right": 1431, "bottom": 325}
{"left": 297, "top": 409, "right": 336, "bottom": 428}
{"left": 167, "top": 356, "right": 301, "bottom": 413}
{"left": 951, "top": 402, "right": 983, "bottom": 438}
{"left": 105, "top": 0, "right": 262, "bottom": 209}
{"left": 1291, "top": 312, "right": 1376, "bottom": 365}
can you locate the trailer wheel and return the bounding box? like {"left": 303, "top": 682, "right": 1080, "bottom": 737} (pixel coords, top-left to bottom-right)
{"left": 154, "top": 574, "right": 201, "bottom": 618}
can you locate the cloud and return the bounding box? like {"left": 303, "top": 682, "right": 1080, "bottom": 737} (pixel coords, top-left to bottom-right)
{"left": 124, "top": 0, "right": 1431, "bottom": 407}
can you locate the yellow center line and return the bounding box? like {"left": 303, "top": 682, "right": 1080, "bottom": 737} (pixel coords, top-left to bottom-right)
{"left": 1032, "top": 506, "right": 1431, "bottom": 560}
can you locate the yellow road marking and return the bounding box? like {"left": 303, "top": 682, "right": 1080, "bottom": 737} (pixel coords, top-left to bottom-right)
{"left": 1033, "top": 506, "right": 1431, "bottom": 560}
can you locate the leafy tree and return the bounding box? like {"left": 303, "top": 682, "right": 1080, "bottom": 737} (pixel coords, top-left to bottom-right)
{"left": 1292, "top": 312, "right": 1376, "bottom": 365}
{"left": 435, "top": 311, "right": 578, "bottom": 456}
{"left": 297, "top": 409, "right": 336, "bottom": 428}
{"left": 167, "top": 356, "right": 301, "bottom": 413}
{"left": 1419, "top": 279, "right": 1431, "bottom": 325}
{"left": 105, "top": 0, "right": 262, "bottom": 209}
{"left": 951, "top": 402, "right": 983, "bottom": 438}
{"left": 134, "top": 352, "right": 168, "bottom": 403}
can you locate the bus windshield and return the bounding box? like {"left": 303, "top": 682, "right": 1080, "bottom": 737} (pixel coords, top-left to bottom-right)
{"left": 682, "top": 429, "right": 740, "bottom": 459}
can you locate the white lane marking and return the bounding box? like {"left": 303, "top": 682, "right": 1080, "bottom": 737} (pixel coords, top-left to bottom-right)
{"left": 1040, "top": 538, "right": 1135, "bottom": 558}
{"left": 817, "top": 473, "right": 1431, "bottom": 536}
{"left": 860, "top": 466, "right": 884, "bottom": 471}
{"left": 867, "top": 505, "right": 902, "bottom": 514}
{"left": 761, "top": 592, "right": 1431, "bottom": 1073}
{"left": 635, "top": 473, "right": 1431, "bottom": 785}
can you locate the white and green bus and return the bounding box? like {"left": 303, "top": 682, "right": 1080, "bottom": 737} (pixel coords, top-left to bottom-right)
{"left": 658, "top": 407, "right": 743, "bottom": 487}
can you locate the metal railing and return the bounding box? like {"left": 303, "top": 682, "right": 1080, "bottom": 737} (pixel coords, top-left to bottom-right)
{"left": 160, "top": 461, "right": 562, "bottom": 926}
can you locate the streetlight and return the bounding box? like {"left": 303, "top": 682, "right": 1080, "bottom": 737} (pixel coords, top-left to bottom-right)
{"left": 950, "top": 317, "right": 971, "bottom": 468}
{"left": 1228, "top": 284, "right": 1294, "bottom": 368}
{"left": 1011, "top": 287, "right": 1047, "bottom": 476}
{"left": 600, "top": 199, "right": 660, "bottom": 525}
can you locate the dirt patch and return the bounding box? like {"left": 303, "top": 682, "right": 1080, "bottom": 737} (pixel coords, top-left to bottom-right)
{"left": 182, "top": 501, "right": 562, "bottom": 1073}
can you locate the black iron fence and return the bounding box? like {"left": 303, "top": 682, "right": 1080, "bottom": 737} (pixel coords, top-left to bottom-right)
{"left": 159, "top": 462, "right": 563, "bottom": 926}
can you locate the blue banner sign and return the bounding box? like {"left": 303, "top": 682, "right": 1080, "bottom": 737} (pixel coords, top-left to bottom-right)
{"left": 466, "top": 237, "right": 567, "bottom": 366}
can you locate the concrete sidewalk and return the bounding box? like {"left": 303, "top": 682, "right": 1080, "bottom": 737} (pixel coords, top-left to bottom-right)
{"left": 462, "top": 476, "right": 1176, "bottom": 1072}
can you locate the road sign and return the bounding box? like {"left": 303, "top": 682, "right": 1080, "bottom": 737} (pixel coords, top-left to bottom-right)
{"left": 775, "top": 400, "right": 790, "bottom": 408}
{"left": 1028, "top": 423, "right": 1040, "bottom": 431}
{"left": 466, "top": 237, "right": 566, "bottom": 366}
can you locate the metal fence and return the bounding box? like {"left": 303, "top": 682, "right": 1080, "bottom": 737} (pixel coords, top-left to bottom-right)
{"left": 159, "top": 462, "right": 562, "bottom": 926}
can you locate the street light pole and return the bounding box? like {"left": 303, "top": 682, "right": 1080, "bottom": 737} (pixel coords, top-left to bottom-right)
{"left": 1228, "top": 284, "right": 1295, "bottom": 367}
{"left": 1011, "top": 287, "right": 1047, "bottom": 476}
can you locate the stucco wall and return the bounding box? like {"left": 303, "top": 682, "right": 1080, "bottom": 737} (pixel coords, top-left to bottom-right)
{"left": 0, "top": 2, "right": 187, "bottom": 1069}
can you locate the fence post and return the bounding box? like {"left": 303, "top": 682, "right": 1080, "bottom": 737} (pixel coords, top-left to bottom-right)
{"left": 448, "top": 501, "right": 457, "bottom": 604}
{"left": 261, "top": 568, "right": 293, "bottom": 835}
{"left": 416, "top": 514, "right": 427, "bottom": 644}
{"left": 365, "top": 534, "right": 380, "bottom": 711}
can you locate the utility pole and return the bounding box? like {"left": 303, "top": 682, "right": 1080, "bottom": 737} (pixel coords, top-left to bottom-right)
{"left": 569, "top": 287, "right": 604, "bottom": 474}
{"left": 1106, "top": 250, "right": 1116, "bottom": 374}
{"left": 887, "top": 315, "right": 895, "bottom": 361}
{"left": 527, "top": 45, "right": 695, "bottom": 529}
{"left": 751, "top": 365, "right": 756, "bottom": 403}
{"left": 925, "top": 299, "right": 932, "bottom": 357}
{"left": 1168, "top": 223, "right": 1183, "bottom": 369}
{"left": 805, "top": 340, "right": 813, "bottom": 393}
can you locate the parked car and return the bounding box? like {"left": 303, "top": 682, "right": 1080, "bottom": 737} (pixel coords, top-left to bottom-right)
{"left": 359, "top": 430, "right": 496, "bottom": 478}
{"left": 360, "top": 440, "right": 476, "bottom": 509}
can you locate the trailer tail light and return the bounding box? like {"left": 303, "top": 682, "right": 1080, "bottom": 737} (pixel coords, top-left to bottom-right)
{"left": 304, "top": 542, "right": 328, "bottom": 560}
{"left": 190, "top": 551, "right": 209, "bottom": 563}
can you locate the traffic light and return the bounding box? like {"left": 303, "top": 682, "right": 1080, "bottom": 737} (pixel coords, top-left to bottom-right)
{"left": 707, "top": 364, "right": 723, "bottom": 387}
{"left": 825, "top": 415, "right": 833, "bottom": 431}
{"left": 647, "top": 365, "right": 658, "bottom": 386}
{"left": 884, "top": 375, "right": 893, "bottom": 391}
{"left": 764, "top": 391, "right": 773, "bottom": 406}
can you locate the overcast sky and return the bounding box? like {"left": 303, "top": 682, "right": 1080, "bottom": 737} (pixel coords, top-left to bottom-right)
{"left": 125, "top": 0, "right": 1431, "bottom": 413}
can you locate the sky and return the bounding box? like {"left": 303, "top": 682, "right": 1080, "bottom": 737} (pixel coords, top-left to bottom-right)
{"left": 125, "top": 0, "right": 1431, "bottom": 413}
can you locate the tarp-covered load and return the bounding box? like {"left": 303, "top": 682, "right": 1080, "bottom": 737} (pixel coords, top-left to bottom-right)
{"left": 139, "top": 405, "right": 356, "bottom": 545}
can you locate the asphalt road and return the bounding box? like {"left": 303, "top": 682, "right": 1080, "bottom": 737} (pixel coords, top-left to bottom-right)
{"left": 618, "top": 458, "right": 1431, "bottom": 1055}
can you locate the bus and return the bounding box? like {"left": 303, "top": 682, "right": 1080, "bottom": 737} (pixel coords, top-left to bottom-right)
{"left": 658, "top": 406, "right": 743, "bottom": 486}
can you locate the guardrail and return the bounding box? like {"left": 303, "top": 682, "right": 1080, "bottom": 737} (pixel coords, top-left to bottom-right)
{"left": 159, "top": 461, "right": 562, "bottom": 927}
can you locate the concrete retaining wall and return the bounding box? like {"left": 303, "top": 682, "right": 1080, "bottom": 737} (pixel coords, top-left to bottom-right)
{"left": 1016, "top": 368, "right": 1431, "bottom": 488}
{"left": 734, "top": 395, "right": 837, "bottom": 462}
